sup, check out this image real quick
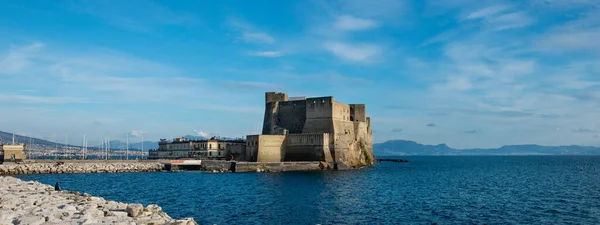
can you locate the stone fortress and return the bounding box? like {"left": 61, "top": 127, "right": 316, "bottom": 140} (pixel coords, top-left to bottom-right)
{"left": 245, "top": 92, "right": 375, "bottom": 169}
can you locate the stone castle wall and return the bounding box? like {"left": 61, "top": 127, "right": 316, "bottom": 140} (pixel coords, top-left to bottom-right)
{"left": 252, "top": 92, "right": 375, "bottom": 168}
{"left": 246, "top": 135, "right": 286, "bottom": 163}
{"left": 285, "top": 133, "right": 332, "bottom": 162}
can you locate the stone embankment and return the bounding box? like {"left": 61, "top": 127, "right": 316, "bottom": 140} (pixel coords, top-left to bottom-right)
{"left": 0, "top": 176, "right": 196, "bottom": 225}
{"left": 0, "top": 162, "right": 164, "bottom": 175}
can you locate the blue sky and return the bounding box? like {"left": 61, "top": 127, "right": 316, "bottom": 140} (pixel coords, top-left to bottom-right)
{"left": 1, "top": 0, "right": 599, "bottom": 148}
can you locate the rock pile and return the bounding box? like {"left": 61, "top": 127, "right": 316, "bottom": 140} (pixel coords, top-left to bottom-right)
{"left": 0, "top": 162, "right": 165, "bottom": 175}
{"left": 0, "top": 176, "right": 196, "bottom": 225}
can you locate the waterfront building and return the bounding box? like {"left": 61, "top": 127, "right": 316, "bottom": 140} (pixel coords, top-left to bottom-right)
{"left": 149, "top": 137, "right": 245, "bottom": 160}
{"left": 0, "top": 134, "right": 26, "bottom": 163}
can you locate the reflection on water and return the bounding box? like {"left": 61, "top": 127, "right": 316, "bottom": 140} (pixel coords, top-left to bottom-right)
{"left": 17, "top": 156, "right": 600, "bottom": 224}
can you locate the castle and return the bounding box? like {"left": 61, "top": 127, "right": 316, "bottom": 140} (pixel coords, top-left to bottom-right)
{"left": 245, "top": 92, "right": 375, "bottom": 169}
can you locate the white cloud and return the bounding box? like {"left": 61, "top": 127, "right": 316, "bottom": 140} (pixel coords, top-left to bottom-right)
{"left": 465, "top": 5, "right": 509, "bottom": 20}
{"left": 74, "top": 0, "right": 195, "bottom": 32}
{"left": 0, "top": 94, "right": 89, "bottom": 104}
{"left": 228, "top": 17, "right": 276, "bottom": 44}
{"left": 461, "top": 5, "right": 534, "bottom": 31}
{"left": 129, "top": 130, "right": 148, "bottom": 137}
{"left": 323, "top": 41, "right": 382, "bottom": 62}
{"left": 220, "top": 81, "right": 283, "bottom": 90}
{"left": 253, "top": 51, "right": 282, "bottom": 57}
{"left": 333, "top": 15, "right": 380, "bottom": 31}
{"left": 539, "top": 30, "right": 600, "bottom": 51}
{"left": 0, "top": 42, "right": 44, "bottom": 74}
{"left": 331, "top": 0, "right": 408, "bottom": 21}
{"left": 486, "top": 12, "right": 534, "bottom": 31}
{"left": 536, "top": 7, "right": 600, "bottom": 52}
{"left": 242, "top": 32, "right": 275, "bottom": 44}
{"left": 192, "top": 129, "right": 211, "bottom": 138}
{"left": 440, "top": 76, "right": 473, "bottom": 91}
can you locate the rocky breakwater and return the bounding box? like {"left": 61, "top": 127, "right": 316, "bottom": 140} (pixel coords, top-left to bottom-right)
{"left": 0, "top": 162, "right": 165, "bottom": 175}
{"left": 0, "top": 176, "right": 196, "bottom": 225}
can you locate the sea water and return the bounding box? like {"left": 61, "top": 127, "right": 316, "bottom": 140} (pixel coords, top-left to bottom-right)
{"left": 17, "top": 156, "right": 600, "bottom": 224}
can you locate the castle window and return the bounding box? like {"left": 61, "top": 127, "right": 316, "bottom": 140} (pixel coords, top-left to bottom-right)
{"left": 321, "top": 100, "right": 325, "bottom": 103}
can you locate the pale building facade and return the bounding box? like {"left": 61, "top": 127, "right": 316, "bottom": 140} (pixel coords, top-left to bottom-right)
{"left": 0, "top": 143, "right": 25, "bottom": 163}
{"left": 150, "top": 137, "right": 244, "bottom": 160}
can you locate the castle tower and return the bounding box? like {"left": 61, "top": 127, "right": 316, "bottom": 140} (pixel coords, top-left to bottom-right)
{"left": 263, "top": 92, "right": 288, "bottom": 135}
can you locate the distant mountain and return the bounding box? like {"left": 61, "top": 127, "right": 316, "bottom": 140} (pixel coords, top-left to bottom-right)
{"left": 126, "top": 141, "right": 159, "bottom": 150}
{"left": 183, "top": 135, "right": 207, "bottom": 141}
{"left": 0, "top": 131, "right": 56, "bottom": 146}
{"left": 9, "top": 130, "right": 598, "bottom": 156}
{"left": 0, "top": 131, "right": 102, "bottom": 151}
{"left": 374, "top": 140, "right": 600, "bottom": 156}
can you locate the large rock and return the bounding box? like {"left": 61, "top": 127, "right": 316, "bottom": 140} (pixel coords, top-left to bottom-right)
{"left": 13, "top": 216, "right": 46, "bottom": 225}
{"left": 126, "top": 204, "right": 144, "bottom": 217}
{"left": 0, "top": 176, "right": 194, "bottom": 224}
{"left": 0, "top": 162, "right": 165, "bottom": 175}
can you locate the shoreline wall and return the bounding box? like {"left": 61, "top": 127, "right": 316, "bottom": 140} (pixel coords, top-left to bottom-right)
{"left": 0, "top": 162, "right": 165, "bottom": 175}
{"left": 235, "top": 161, "right": 325, "bottom": 172}
{"left": 0, "top": 176, "right": 196, "bottom": 225}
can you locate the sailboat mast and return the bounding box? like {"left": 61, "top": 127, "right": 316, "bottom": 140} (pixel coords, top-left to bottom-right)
{"left": 107, "top": 136, "right": 110, "bottom": 160}
{"left": 82, "top": 134, "right": 86, "bottom": 160}
{"left": 126, "top": 133, "right": 129, "bottom": 160}
{"left": 25, "top": 137, "right": 31, "bottom": 159}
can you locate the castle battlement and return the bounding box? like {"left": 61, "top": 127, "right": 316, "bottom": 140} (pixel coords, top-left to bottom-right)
{"left": 246, "top": 92, "right": 374, "bottom": 168}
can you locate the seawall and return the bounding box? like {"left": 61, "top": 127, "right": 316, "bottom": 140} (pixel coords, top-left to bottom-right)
{"left": 171, "top": 160, "right": 328, "bottom": 173}
{"left": 235, "top": 161, "right": 325, "bottom": 172}
{"left": 0, "top": 161, "right": 164, "bottom": 175}
{"left": 0, "top": 176, "right": 196, "bottom": 225}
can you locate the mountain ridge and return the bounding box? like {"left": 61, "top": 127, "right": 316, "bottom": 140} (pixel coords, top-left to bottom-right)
{"left": 5, "top": 131, "right": 600, "bottom": 155}
{"left": 375, "top": 140, "right": 600, "bottom": 156}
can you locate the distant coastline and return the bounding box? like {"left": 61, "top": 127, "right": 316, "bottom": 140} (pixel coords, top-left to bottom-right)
{"left": 6, "top": 131, "right": 600, "bottom": 158}
{"left": 375, "top": 140, "right": 600, "bottom": 156}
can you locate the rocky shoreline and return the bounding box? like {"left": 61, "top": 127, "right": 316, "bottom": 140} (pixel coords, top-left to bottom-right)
{"left": 0, "top": 176, "right": 196, "bottom": 225}
{"left": 0, "top": 162, "right": 165, "bottom": 175}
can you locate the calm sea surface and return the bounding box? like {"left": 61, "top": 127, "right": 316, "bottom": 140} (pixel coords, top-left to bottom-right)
{"left": 16, "top": 156, "right": 600, "bottom": 224}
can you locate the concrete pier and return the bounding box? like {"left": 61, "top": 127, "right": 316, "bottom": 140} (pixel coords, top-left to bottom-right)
{"left": 1, "top": 159, "right": 351, "bottom": 175}
{"left": 165, "top": 159, "right": 329, "bottom": 173}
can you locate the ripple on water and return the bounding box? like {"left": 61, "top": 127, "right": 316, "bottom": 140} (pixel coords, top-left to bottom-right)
{"left": 15, "top": 156, "right": 600, "bottom": 224}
